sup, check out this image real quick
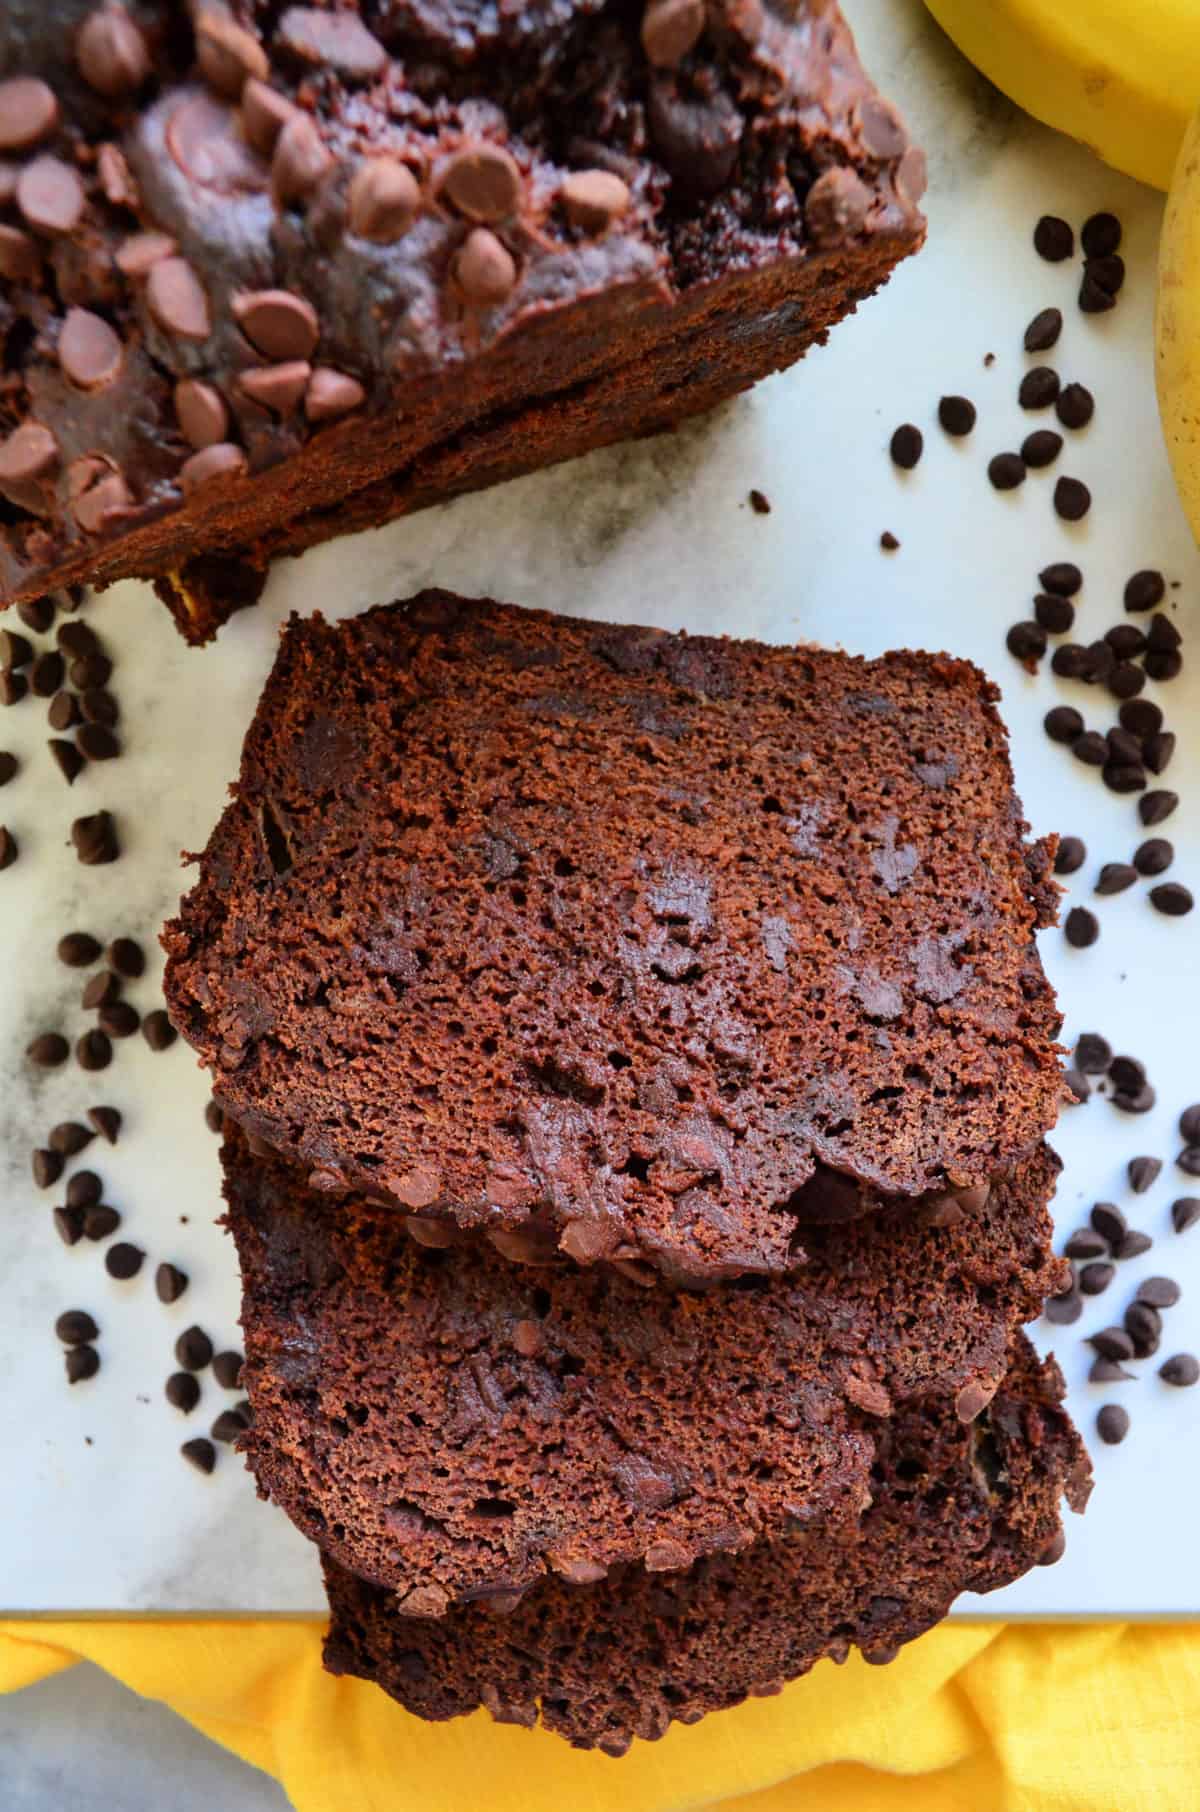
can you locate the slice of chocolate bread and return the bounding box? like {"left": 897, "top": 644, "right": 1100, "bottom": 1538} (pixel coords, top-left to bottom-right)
{"left": 0, "top": 2, "right": 924, "bottom": 639}
{"left": 167, "top": 594, "right": 1063, "bottom": 1285}
{"left": 226, "top": 1127, "right": 1067, "bottom": 1612}
{"left": 321, "top": 1335, "right": 1090, "bottom": 1754}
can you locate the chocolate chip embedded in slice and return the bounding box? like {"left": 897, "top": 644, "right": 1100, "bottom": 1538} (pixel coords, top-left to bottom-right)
{"left": 58, "top": 309, "right": 124, "bottom": 391}
{"left": 65, "top": 1345, "right": 100, "bottom": 1385}
{"left": 55, "top": 1309, "right": 99, "bottom": 1346}
{"left": 348, "top": 157, "right": 421, "bottom": 242}
{"left": 166, "top": 1371, "right": 201, "bottom": 1414}
{"left": 1128, "top": 1156, "right": 1162, "bottom": 1194}
{"left": 17, "top": 155, "right": 84, "bottom": 235}
{"left": 270, "top": 114, "right": 333, "bottom": 208}
{"left": 146, "top": 257, "right": 212, "bottom": 342}
{"left": 452, "top": 228, "right": 517, "bottom": 305}
{"left": 175, "top": 1325, "right": 214, "bottom": 1371}
{"left": 1160, "top": 1354, "right": 1200, "bottom": 1387}
{"left": 241, "top": 79, "right": 299, "bottom": 157}
{"left": 179, "top": 443, "right": 248, "bottom": 496}
{"left": 1054, "top": 836, "right": 1086, "bottom": 875}
{"left": 1096, "top": 1404, "right": 1130, "bottom": 1445}
{"left": 212, "top": 1350, "right": 244, "bottom": 1390}
{"left": 560, "top": 169, "right": 632, "bottom": 236}
{"left": 180, "top": 1437, "right": 216, "bottom": 1474}
{"left": 305, "top": 368, "right": 365, "bottom": 424}
{"left": 1024, "top": 307, "right": 1063, "bottom": 352}
{"left": 105, "top": 1241, "right": 144, "bottom": 1280}
{"left": 155, "top": 1262, "right": 188, "bottom": 1305}
{"left": 142, "top": 1010, "right": 177, "bottom": 1052}
{"left": 1064, "top": 906, "right": 1099, "bottom": 948}
{"left": 232, "top": 289, "right": 320, "bottom": 362}
{"left": 76, "top": 7, "right": 150, "bottom": 98}
{"left": 641, "top": 0, "right": 705, "bottom": 66}
{"left": 204, "top": 1100, "right": 225, "bottom": 1135}
{"left": 1150, "top": 883, "right": 1194, "bottom": 917}
{"left": 195, "top": 12, "right": 268, "bottom": 98}
{"left": 0, "top": 76, "right": 59, "bottom": 151}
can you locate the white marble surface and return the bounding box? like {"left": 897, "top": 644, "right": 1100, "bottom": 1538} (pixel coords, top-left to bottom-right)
{"left": 3, "top": 0, "right": 1200, "bottom": 1643}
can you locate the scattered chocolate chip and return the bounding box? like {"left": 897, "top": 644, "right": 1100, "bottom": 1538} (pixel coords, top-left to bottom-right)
{"left": 1075, "top": 1033, "right": 1113, "bottom": 1073}
{"left": 1147, "top": 611, "right": 1182, "bottom": 652}
{"left": 1043, "top": 1285, "right": 1082, "bottom": 1324}
{"left": 1106, "top": 662, "right": 1145, "bottom": 700}
{"left": 1177, "top": 1147, "right": 1200, "bottom": 1177}
{"left": 0, "top": 630, "right": 32, "bottom": 672}
{"left": 1054, "top": 476, "right": 1091, "bottom": 521}
{"left": 0, "top": 751, "right": 16, "bottom": 785}
{"left": 1053, "top": 645, "right": 1095, "bottom": 683}
{"left": 55, "top": 622, "right": 98, "bottom": 660}
{"left": 1140, "top": 790, "right": 1179, "bottom": 827}
{"left": 1143, "top": 732, "right": 1175, "bottom": 776}
{"left": 155, "top": 1262, "right": 188, "bottom": 1305}
{"left": 1138, "top": 1276, "right": 1181, "bottom": 1309}
{"left": 82, "top": 1204, "right": 120, "bottom": 1241}
{"left": 142, "top": 1009, "right": 177, "bottom": 1052}
{"left": 1144, "top": 648, "right": 1183, "bottom": 682}
{"left": 1112, "top": 1083, "right": 1156, "bottom": 1115}
{"left": 1128, "top": 1156, "right": 1163, "bottom": 1194}
{"left": 1044, "top": 704, "right": 1083, "bottom": 743}
{"left": 879, "top": 531, "right": 900, "bottom": 551}
{"left": 1096, "top": 863, "right": 1137, "bottom": 896}
{"left": 989, "top": 451, "right": 1026, "bottom": 490}
{"left": 1064, "top": 906, "right": 1099, "bottom": 948}
{"left": 1181, "top": 1106, "right": 1200, "bottom": 1143}
{"left": 50, "top": 1121, "right": 93, "bottom": 1157}
{"left": 1054, "top": 836, "right": 1086, "bottom": 875}
{"left": 1, "top": 673, "right": 28, "bottom": 707}
{"left": 166, "top": 1371, "right": 201, "bottom": 1414}
{"left": 204, "top": 1100, "right": 224, "bottom": 1135}
{"left": 1056, "top": 384, "right": 1095, "bottom": 430}
{"left": 1091, "top": 1204, "right": 1127, "bottom": 1247}
{"left": 1109, "top": 1054, "right": 1147, "bottom": 1091}
{"left": 105, "top": 936, "right": 143, "bottom": 979}
{"left": 53, "top": 1207, "right": 84, "bottom": 1246}
{"left": 1102, "top": 762, "right": 1146, "bottom": 795}
{"left": 212, "top": 1350, "right": 244, "bottom": 1390}
{"left": 1096, "top": 1404, "right": 1130, "bottom": 1445}
{"left": 1133, "top": 838, "right": 1173, "bottom": 877}
{"left": 1065, "top": 1228, "right": 1109, "bottom": 1260}
{"left": 77, "top": 723, "right": 121, "bottom": 763}
{"left": 1106, "top": 624, "right": 1146, "bottom": 659}
{"left": 1023, "top": 430, "right": 1063, "bottom": 469}
{"left": 1160, "top": 1354, "right": 1200, "bottom": 1388}
{"left": 48, "top": 692, "right": 79, "bottom": 732}
{"left": 1150, "top": 883, "right": 1193, "bottom": 917}
{"left": 1090, "top": 1357, "right": 1133, "bottom": 1383}
{"left": 68, "top": 654, "right": 111, "bottom": 690}
{"left": 937, "top": 394, "right": 976, "bottom": 436}
{"left": 748, "top": 488, "right": 770, "bottom": 515}
{"left": 1019, "top": 366, "right": 1060, "bottom": 410}
{"left": 65, "top": 1345, "right": 100, "bottom": 1385}
{"left": 1079, "top": 1261, "right": 1115, "bottom": 1296}
{"left": 98, "top": 1001, "right": 139, "bottom": 1039}
{"left": 1171, "top": 1198, "right": 1200, "bottom": 1234}
{"left": 1082, "top": 212, "right": 1122, "bottom": 257}
{"left": 1006, "top": 620, "right": 1046, "bottom": 664}
{"left": 1089, "top": 1326, "right": 1135, "bottom": 1361}
{"left": 1125, "top": 1300, "right": 1162, "bottom": 1356}
{"left": 104, "top": 1241, "right": 143, "bottom": 1280}
{"left": 1040, "top": 561, "right": 1083, "bottom": 597}
{"left": 1063, "top": 1068, "right": 1090, "bottom": 1104}
{"left": 1120, "top": 698, "right": 1163, "bottom": 738}
{"left": 1124, "top": 570, "right": 1165, "bottom": 614}
{"left": 1034, "top": 215, "right": 1074, "bottom": 261}
{"left": 211, "top": 1407, "right": 249, "bottom": 1444}
{"left": 175, "top": 1325, "right": 213, "bottom": 1371}
{"left": 76, "top": 1029, "right": 113, "bottom": 1072}
{"left": 0, "top": 826, "right": 16, "bottom": 870}
{"left": 181, "top": 1437, "right": 216, "bottom": 1474}
{"left": 65, "top": 1172, "right": 102, "bottom": 1211}
{"left": 71, "top": 811, "right": 119, "bottom": 865}
{"left": 27, "top": 1032, "right": 69, "bottom": 1068}
{"left": 80, "top": 691, "right": 119, "bottom": 730}
{"left": 82, "top": 969, "right": 120, "bottom": 1010}
{"left": 1079, "top": 263, "right": 1120, "bottom": 314}
{"left": 56, "top": 1309, "right": 99, "bottom": 1348}
{"left": 51, "top": 740, "right": 84, "bottom": 785}
{"left": 1117, "top": 1230, "right": 1154, "bottom": 1260}
{"left": 1024, "top": 307, "right": 1063, "bottom": 352}
{"left": 32, "top": 1148, "right": 63, "bottom": 1189}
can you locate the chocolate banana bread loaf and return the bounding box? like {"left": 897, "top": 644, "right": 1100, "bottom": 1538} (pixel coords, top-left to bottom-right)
{"left": 0, "top": 1, "right": 925, "bottom": 640}
{"left": 226, "top": 1126, "right": 1067, "bottom": 1611}
{"left": 321, "top": 1334, "right": 1090, "bottom": 1754}
{"left": 167, "top": 593, "right": 1064, "bottom": 1285}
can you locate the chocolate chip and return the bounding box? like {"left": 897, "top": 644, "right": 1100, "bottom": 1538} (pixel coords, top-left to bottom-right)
{"left": 0, "top": 751, "right": 16, "bottom": 784}
{"left": 0, "top": 630, "right": 32, "bottom": 671}
{"left": 50, "top": 1121, "right": 93, "bottom": 1157}
{"left": 1054, "top": 477, "right": 1091, "bottom": 521}
{"left": 1147, "top": 611, "right": 1182, "bottom": 653}
{"left": 1107, "top": 661, "right": 1145, "bottom": 700}
{"left": 1082, "top": 212, "right": 1122, "bottom": 257}
{"left": 1106, "top": 726, "right": 1143, "bottom": 766}
{"left": 181, "top": 1437, "right": 216, "bottom": 1474}
{"left": 155, "top": 1262, "right": 189, "bottom": 1304}
{"left": 1096, "top": 1404, "right": 1129, "bottom": 1445}
{"left": 1105, "top": 625, "right": 1146, "bottom": 660}
{"left": 59, "top": 309, "right": 123, "bottom": 391}
{"left": 175, "top": 1325, "right": 213, "bottom": 1371}
{"left": 1006, "top": 620, "right": 1046, "bottom": 664}
{"left": 174, "top": 380, "right": 228, "bottom": 451}
{"left": 1040, "top": 562, "right": 1083, "bottom": 597}
{"left": 238, "top": 362, "right": 311, "bottom": 415}
{"left": 1160, "top": 1354, "right": 1200, "bottom": 1387}
{"left": 17, "top": 155, "right": 84, "bottom": 235}
{"left": 1075, "top": 1033, "right": 1113, "bottom": 1073}
{"left": 1109, "top": 1054, "right": 1146, "bottom": 1091}
{"left": 83, "top": 1203, "right": 120, "bottom": 1241}
{"left": 56, "top": 1309, "right": 99, "bottom": 1347}
{"left": 1134, "top": 838, "right": 1173, "bottom": 876}
{"left": 743, "top": 489, "right": 770, "bottom": 517}
{"left": 48, "top": 692, "right": 79, "bottom": 732}
{"left": 1150, "top": 883, "right": 1193, "bottom": 917}
{"left": 65, "top": 1172, "right": 102, "bottom": 1212}
{"left": 1103, "top": 762, "right": 1146, "bottom": 795}
{"left": 179, "top": 443, "right": 248, "bottom": 495}
{"left": 0, "top": 422, "right": 59, "bottom": 493}
{"left": 142, "top": 1009, "right": 177, "bottom": 1052}
{"left": 82, "top": 970, "right": 119, "bottom": 1010}
{"left": 933, "top": 394, "right": 975, "bottom": 437}
{"left": 453, "top": 227, "right": 517, "bottom": 304}
{"left": 1023, "top": 430, "right": 1063, "bottom": 469}
{"left": 1079, "top": 269, "right": 1117, "bottom": 314}
{"left": 1079, "top": 1261, "right": 1115, "bottom": 1295}
{"left": 27, "top": 1032, "right": 68, "bottom": 1067}
{"left": 51, "top": 740, "right": 84, "bottom": 786}
{"left": 241, "top": 79, "right": 299, "bottom": 157}
{"left": 989, "top": 452, "right": 1026, "bottom": 490}
{"left": 32, "top": 1148, "right": 63, "bottom": 1189}
{"left": 195, "top": 13, "right": 268, "bottom": 98}
{"left": 304, "top": 368, "right": 365, "bottom": 423}
{"left": 211, "top": 1407, "right": 249, "bottom": 1444}
{"left": 71, "top": 810, "right": 119, "bottom": 865}
{"left": 114, "top": 230, "right": 176, "bottom": 281}
{"left": 1112, "top": 1083, "right": 1156, "bottom": 1116}
{"left": 1118, "top": 1230, "right": 1154, "bottom": 1260}
{"left": 1, "top": 673, "right": 28, "bottom": 707}
{"left": 1128, "top": 1156, "right": 1162, "bottom": 1194}
{"left": 1054, "top": 836, "right": 1086, "bottom": 875}
{"left": 232, "top": 289, "right": 320, "bottom": 361}
{"left": 1144, "top": 649, "right": 1183, "bottom": 682}
{"left": 1181, "top": 1106, "right": 1200, "bottom": 1143}
{"left": 1178, "top": 1147, "right": 1200, "bottom": 1177}
{"left": 0, "top": 77, "right": 59, "bottom": 151}
{"left": 348, "top": 157, "right": 420, "bottom": 241}
{"left": 77, "top": 724, "right": 121, "bottom": 763}
{"left": 1088, "top": 1326, "right": 1135, "bottom": 1361}
{"left": 1044, "top": 704, "right": 1083, "bottom": 743}
{"left": 1091, "top": 1204, "right": 1127, "bottom": 1246}
{"left": 1065, "top": 1228, "right": 1109, "bottom": 1260}
{"left": 81, "top": 690, "right": 119, "bottom": 729}
{"left": 1019, "top": 367, "right": 1060, "bottom": 410}
{"left": 1120, "top": 697, "right": 1163, "bottom": 737}
{"left": 1034, "top": 215, "right": 1074, "bottom": 261}
{"left": 204, "top": 1100, "right": 225, "bottom": 1135}
{"left": 1140, "top": 790, "right": 1178, "bottom": 827}
{"left": 270, "top": 114, "right": 333, "bottom": 208}
{"left": 1069, "top": 736, "right": 1105, "bottom": 779}
{"left": 1085, "top": 640, "right": 1116, "bottom": 684}
{"left": 1096, "top": 863, "right": 1137, "bottom": 895}
{"left": 1172, "top": 1198, "right": 1200, "bottom": 1234}
{"left": 0, "top": 826, "right": 16, "bottom": 871}
{"left": 98, "top": 1001, "right": 139, "bottom": 1039}
{"left": 146, "top": 257, "right": 212, "bottom": 341}
{"left": 65, "top": 1345, "right": 100, "bottom": 1385}
{"left": 1063, "top": 1068, "right": 1090, "bottom": 1104}
{"left": 1090, "top": 1357, "right": 1133, "bottom": 1383}
{"left": 86, "top": 1106, "right": 120, "bottom": 1145}
{"left": 1125, "top": 1300, "right": 1162, "bottom": 1356}
{"left": 1138, "top": 1276, "right": 1181, "bottom": 1309}
{"left": 1043, "top": 1285, "right": 1082, "bottom": 1324}
{"left": 76, "top": 1029, "right": 112, "bottom": 1072}
{"left": 76, "top": 6, "right": 149, "bottom": 97}
{"left": 641, "top": 0, "right": 705, "bottom": 66}
{"left": 53, "top": 1207, "right": 84, "bottom": 1246}
{"left": 105, "top": 1241, "right": 143, "bottom": 1280}
{"left": 166, "top": 1371, "right": 201, "bottom": 1414}
{"left": 1124, "top": 570, "right": 1165, "bottom": 613}
{"left": 28, "top": 651, "right": 61, "bottom": 699}
{"left": 1056, "top": 383, "right": 1095, "bottom": 430}
{"left": 1024, "top": 307, "right": 1062, "bottom": 352}
{"left": 212, "top": 1350, "right": 244, "bottom": 1389}
{"left": 18, "top": 596, "right": 54, "bottom": 634}
{"left": 1144, "top": 732, "right": 1176, "bottom": 776}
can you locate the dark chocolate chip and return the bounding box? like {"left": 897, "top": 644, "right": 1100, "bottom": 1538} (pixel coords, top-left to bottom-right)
{"left": 1140, "top": 791, "right": 1179, "bottom": 826}
{"left": 0, "top": 629, "right": 32, "bottom": 673}
{"left": 938, "top": 395, "right": 976, "bottom": 436}
{"left": 1124, "top": 570, "right": 1165, "bottom": 613}
{"left": 1075, "top": 1033, "right": 1112, "bottom": 1072}
{"left": 71, "top": 811, "right": 119, "bottom": 865}
{"left": 104, "top": 1241, "right": 143, "bottom": 1280}
{"left": 1040, "top": 561, "right": 1083, "bottom": 597}
{"left": 1090, "top": 1357, "right": 1133, "bottom": 1383}
{"left": 1063, "top": 1068, "right": 1090, "bottom": 1104}
{"left": 1070, "top": 730, "right": 1106, "bottom": 765}
{"left": 1120, "top": 698, "right": 1163, "bottom": 737}
{"left": 0, "top": 751, "right": 15, "bottom": 786}
{"left": 1034, "top": 215, "right": 1074, "bottom": 261}
{"left": 27, "top": 1032, "right": 69, "bottom": 1067}
{"left": 1134, "top": 838, "right": 1173, "bottom": 876}
{"left": 211, "top": 1407, "right": 249, "bottom": 1444}
{"left": 66, "top": 1171, "right": 102, "bottom": 1211}
{"left": 17, "top": 596, "right": 54, "bottom": 633}
{"left": 1053, "top": 644, "right": 1096, "bottom": 682}
{"left": 1064, "top": 1228, "right": 1109, "bottom": 1260}
{"left": 1089, "top": 1326, "right": 1135, "bottom": 1361}
{"left": 181, "top": 1437, "right": 216, "bottom": 1474}
{"left": 98, "top": 1001, "right": 139, "bottom": 1039}
{"left": 1177, "top": 1147, "right": 1200, "bottom": 1177}
{"left": 1054, "top": 477, "right": 1092, "bottom": 521}
{"left": 47, "top": 692, "right": 79, "bottom": 732}
{"left": 49, "top": 740, "right": 84, "bottom": 786}
{"left": 32, "top": 1148, "right": 62, "bottom": 1189}
{"left": 82, "top": 1204, "right": 120, "bottom": 1241}
{"left": 1018, "top": 367, "right": 1060, "bottom": 410}
{"left": 53, "top": 1206, "right": 84, "bottom": 1246}
{"left": 1147, "top": 611, "right": 1182, "bottom": 652}
{"left": 1160, "top": 1354, "right": 1200, "bottom": 1387}
{"left": 1082, "top": 212, "right": 1122, "bottom": 257}
{"left": 49, "top": 1121, "right": 93, "bottom": 1157}
{"left": 56, "top": 1309, "right": 99, "bottom": 1346}
{"left": 989, "top": 452, "right": 1026, "bottom": 490}
{"left": 1023, "top": 430, "right": 1063, "bottom": 469}
{"left": 69, "top": 654, "right": 112, "bottom": 690}
{"left": 166, "top": 1371, "right": 200, "bottom": 1414}
{"left": 1138, "top": 1276, "right": 1181, "bottom": 1309}
{"left": 0, "top": 826, "right": 17, "bottom": 870}
{"left": 1125, "top": 1300, "right": 1162, "bottom": 1356}
{"left": 212, "top": 1350, "right": 244, "bottom": 1390}
{"left": 1043, "top": 1286, "right": 1082, "bottom": 1325}
{"left": 204, "top": 1100, "right": 225, "bottom": 1135}
{"left": 55, "top": 622, "right": 99, "bottom": 659}
{"left": 1024, "top": 307, "right": 1063, "bottom": 352}
{"left": 142, "top": 1010, "right": 177, "bottom": 1052}
{"left": 1096, "top": 1404, "right": 1130, "bottom": 1445}
{"left": 76, "top": 1029, "right": 112, "bottom": 1072}
{"left": 1056, "top": 384, "right": 1095, "bottom": 430}
{"left": 1064, "top": 907, "right": 1099, "bottom": 948}
{"left": 1143, "top": 732, "right": 1176, "bottom": 776}
{"left": 1102, "top": 762, "right": 1146, "bottom": 795}
{"left": 1054, "top": 836, "right": 1086, "bottom": 875}
{"left": 1128, "top": 1156, "right": 1162, "bottom": 1194}
{"left": 82, "top": 969, "right": 119, "bottom": 1009}
{"left": 1117, "top": 1230, "right": 1154, "bottom": 1260}
{"left": 1, "top": 673, "right": 28, "bottom": 707}
{"left": 77, "top": 724, "right": 120, "bottom": 763}
{"left": 1150, "top": 883, "right": 1194, "bottom": 917}
{"left": 879, "top": 531, "right": 900, "bottom": 551}
{"left": 1006, "top": 620, "right": 1047, "bottom": 663}
{"left": 1095, "top": 863, "right": 1137, "bottom": 896}
{"left": 1108, "top": 1054, "right": 1146, "bottom": 1091}
{"left": 1112, "top": 1083, "right": 1156, "bottom": 1115}
{"left": 1105, "top": 624, "right": 1147, "bottom": 659}
{"left": 1091, "top": 1203, "right": 1127, "bottom": 1245}
{"left": 1143, "top": 649, "right": 1183, "bottom": 682}
{"left": 30, "top": 650, "right": 63, "bottom": 698}
{"left": 1079, "top": 1261, "right": 1115, "bottom": 1295}
{"left": 1172, "top": 1198, "right": 1200, "bottom": 1234}
{"left": 748, "top": 489, "right": 770, "bottom": 515}
{"left": 86, "top": 1105, "right": 121, "bottom": 1145}
{"left": 1106, "top": 661, "right": 1145, "bottom": 700}
{"left": 80, "top": 690, "right": 119, "bottom": 729}
{"left": 175, "top": 1325, "right": 214, "bottom": 1371}
{"left": 1181, "top": 1106, "right": 1200, "bottom": 1143}
{"left": 155, "top": 1262, "right": 188, "bottom": 1305}
{"left": 1043, "top": 704, "right": 1083, "bottom": 743}
{"left": 1079, "top": 269, "right": 1117, "bottom": 314}
{"left": 65, "top": 1345, "right": 100, "bottom": 1385}
{"left": 104, "top": 937, "right": 143, "bottom": 979}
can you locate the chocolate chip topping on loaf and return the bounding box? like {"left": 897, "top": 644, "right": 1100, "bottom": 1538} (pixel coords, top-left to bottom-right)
{"left": 321, "top": 1334, "right": 1090, "bottom": 1754}
{"left": 166, "top": 594, "right": 1063, "bottom": 1284}
{"left": 0, "top": 2, "right": 924, "bottom": 638}
{"left": 226, "top": 1127, "right": 1067, "bottom": 1610}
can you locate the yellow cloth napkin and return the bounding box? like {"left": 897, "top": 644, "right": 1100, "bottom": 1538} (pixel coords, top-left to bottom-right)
{"left": 2, "top": 1618, "right": 1197, "bottom": 1810}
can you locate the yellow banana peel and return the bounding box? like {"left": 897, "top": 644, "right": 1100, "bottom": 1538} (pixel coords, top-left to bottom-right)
{"left": 1158, "top": 103, "right": 1200, "bottom": 546}
{"left": 925, "top": 0, "right": 1200, "bottom": 191}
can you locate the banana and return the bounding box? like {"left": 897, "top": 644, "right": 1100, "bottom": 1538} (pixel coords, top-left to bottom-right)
{"left": 924, "top": 0, "right": 1200, "bottom": 191}
{"left": 1157, "top": 103, "right": 1200, "bottom": 545}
